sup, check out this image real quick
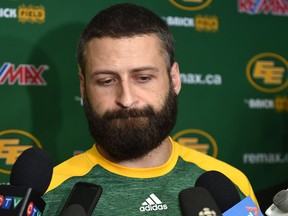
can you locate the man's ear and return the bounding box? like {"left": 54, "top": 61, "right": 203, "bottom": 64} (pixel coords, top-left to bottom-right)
{"left": 170, "top": 62, "right": 181, "bottom": 95}
{"left": 79, "top": 65, "right": 85, "bottom": 99}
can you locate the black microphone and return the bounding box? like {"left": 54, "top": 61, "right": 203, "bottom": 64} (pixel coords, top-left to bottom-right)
{"left": 59, "top": 182, "right": 102, "bottom": 216}
{"left": 195, "top": 170, "right": 241, "bottom": 213}
{"left": 195, "top": 170, "right": 263, "bottom": 216}
{"left": 179, "top": 187, "right": 222, "bottom": 216}
{"left": 0, "top": 147, "right": 53, "bottom": 216}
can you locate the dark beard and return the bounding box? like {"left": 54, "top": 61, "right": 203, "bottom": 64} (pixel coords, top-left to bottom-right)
{"left": 83, "top": 85, "right": 177, "bottom": 161}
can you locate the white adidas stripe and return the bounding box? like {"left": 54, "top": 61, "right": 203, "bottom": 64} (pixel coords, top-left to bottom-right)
{"left": 150, "top": 193, "right": 162, "bottom": 204}
{"left": 142, "top": 193, "right": 162, "bottom": 205}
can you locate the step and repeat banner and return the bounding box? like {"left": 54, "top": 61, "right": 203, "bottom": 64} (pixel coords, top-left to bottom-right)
{"left": 0, "top": 0, "right": 287, "bottom": 197}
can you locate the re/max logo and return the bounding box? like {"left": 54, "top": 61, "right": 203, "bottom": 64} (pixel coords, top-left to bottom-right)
{"left": 0, "top": 62, "right": 48, "bottom": 86}
{"left": 0, "top": 195, "right": 42, "bottom": 216}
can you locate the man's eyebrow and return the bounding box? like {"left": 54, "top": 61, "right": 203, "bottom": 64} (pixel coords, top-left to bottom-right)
{"left": 131, "top": 66, "right": 159, "bottom": 73}
{"left": 90, "top": 70, "right": 117, "bottom": 78}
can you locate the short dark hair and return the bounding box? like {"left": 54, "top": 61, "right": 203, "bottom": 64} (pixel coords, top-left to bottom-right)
{"left": 77, "top": 3, "right": 175, "bottom": 76}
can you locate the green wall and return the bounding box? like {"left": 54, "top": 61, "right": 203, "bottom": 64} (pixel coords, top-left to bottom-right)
{"left": 0, "top": 0, "right": 287, "bottom": 195}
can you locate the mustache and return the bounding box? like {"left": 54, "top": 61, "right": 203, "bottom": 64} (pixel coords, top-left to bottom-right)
{"left": 103, "top": 106, "right": 156, "bottom": 120}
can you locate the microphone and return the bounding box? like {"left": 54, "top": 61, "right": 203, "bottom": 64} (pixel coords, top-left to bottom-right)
{"left": 273, "top": 189, "right": 288, "bottom": 213}
{"left": 195, "top": 170, "right": 263, "bottom": 215}
{"left": 179, "top": 187, "right": 222, "bottom": 216}
{"left": 223, "top": 196, "right": 263, "bottom": 216}
{"left": 0, "top": 147, "right": 53, "bottom": 216}
{"left": 59, "top": 182, "right": 102, "bottom": 216}
{"left": 195, "top": 170, "right": 241, "bottom": 213}
{"left": 266, "top": 189, "right": 288, "bottom": 216}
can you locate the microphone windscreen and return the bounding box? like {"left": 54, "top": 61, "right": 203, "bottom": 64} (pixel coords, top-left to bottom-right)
{"left": 179, "top": 187, "right": 222, "bottom": 216}
{"left": 10, "top": 147, "right": 54, "bottom": 196}
{"left": 195, "top": 170, "right": 241, "bottom": 213}
{"left": 273, "top": 189, "right": 288, "bottom": 212}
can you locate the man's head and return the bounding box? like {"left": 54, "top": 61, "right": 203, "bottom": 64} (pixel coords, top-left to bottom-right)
{"left": 77, "top": 3, "right": 181, "bottom": 162}
{"left": 77, "top": 3, "right": 175, "bottom": 76}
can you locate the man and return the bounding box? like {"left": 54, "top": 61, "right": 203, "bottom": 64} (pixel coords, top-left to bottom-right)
{"left": 43, "top": 3, "right": 258, "bottom": 215}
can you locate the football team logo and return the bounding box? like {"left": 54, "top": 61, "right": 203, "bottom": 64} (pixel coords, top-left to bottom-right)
{"left": 0, "top": 130, "right": 42, "bottom": 174}
{"left": 172, "top": 129, "right": 218, "bottom": 157}
{"left": 169, "top": 0, "right": 212, "bottom": 11}
{"left": 246, "top": 53, "right": 288, "bottom": 93}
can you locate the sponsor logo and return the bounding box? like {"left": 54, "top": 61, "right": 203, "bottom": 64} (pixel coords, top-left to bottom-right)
{"left": 195, "top": 14, "right": 218, "bottom": 32}
{"left": 0, "top": 130, "right": 42, "bottom": 174}
{"left": 181, "top": 73, "right": 222, "bottom": 85}
{"left": 139, "top": 193, "right": 168, "bottom": 212}
{"left": 244, "top": 98, "right": 274, "bottom": 109}
{"left": 0, "top": 62, "right": 48, "bottom": 86}
{"left": 163, "top": 14, "right": 219, "bottom": 32}
{"left": 163, "top": 16, "right": 195, "bottom": 28}
{"left": 246, "top": 53, "right": 288, "bottom": 93}
{"left": 198, "top": 207, "right": 217, "bottom": 216}
{"left": 244, "top": 96, "right": 288, "bottom": 112}
{"left": 274, "top": 95, "right": 288, "bottom": 112}
{"left": 166, "top": 0, "right": 218, "bottom": 32}
{"left": 0, "top": 8, "right": 17, "bottom": 19}
{"left": 0, "top": 5, "right": 46, "bottom": 24}
{"left": 18, "top": 5, "right": 45, "bottom": 24}
{"left": 243, "top": 153, "right": 288, "bottom": 164}
{"left": 169, "top": 0, "right": 212, "bottom": 11}
{"left": 238, "top": 0, "right": 288, "bottom": 16}
{"left": 173, "top": 129, "right": 218, "bottom": 157}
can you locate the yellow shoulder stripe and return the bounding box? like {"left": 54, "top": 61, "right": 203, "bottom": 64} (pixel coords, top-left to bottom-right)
{"left": 46, "top": 146, "right": 97, "bottom": 193}
{"left": 177, "top": 142, "right": 258, "bottom": 206}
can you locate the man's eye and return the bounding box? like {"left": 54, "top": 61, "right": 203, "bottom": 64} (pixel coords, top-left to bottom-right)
{"left": 97, "top": 78, "right": 116, "bottom": 86}
{"left": 136, "top": 76, "right": 151, "bottom": 83}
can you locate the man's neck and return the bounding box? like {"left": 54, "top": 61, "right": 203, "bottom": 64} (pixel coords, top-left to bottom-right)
{"left": 96, "top": 138, "right": 173, "bottom": 168}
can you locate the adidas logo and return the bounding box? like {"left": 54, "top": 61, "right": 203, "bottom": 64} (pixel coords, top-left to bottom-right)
{"left": 139, "top": 193, "right": 168, "bottom": 212}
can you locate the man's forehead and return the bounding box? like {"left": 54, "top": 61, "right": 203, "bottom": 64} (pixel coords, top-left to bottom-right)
{"left": 86, "top": 34, "right": 161, "bottom": 48}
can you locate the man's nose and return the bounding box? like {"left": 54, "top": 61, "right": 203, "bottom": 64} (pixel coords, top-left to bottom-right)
{"left": 115, "top": 81, "right": 136, "bottom": 108}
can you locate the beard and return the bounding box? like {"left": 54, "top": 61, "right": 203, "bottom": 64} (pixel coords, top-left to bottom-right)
{"left": 83, "top": 85, "right": 178, "bottom": 161}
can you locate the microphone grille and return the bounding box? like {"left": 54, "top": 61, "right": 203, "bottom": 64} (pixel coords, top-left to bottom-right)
{"left": 273, "top": 189, "right": 288, "bottom": 212}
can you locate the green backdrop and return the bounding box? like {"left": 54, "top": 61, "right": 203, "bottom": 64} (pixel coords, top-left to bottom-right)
{"left": 0, "top": 0, "right": 287, "bottom": 208}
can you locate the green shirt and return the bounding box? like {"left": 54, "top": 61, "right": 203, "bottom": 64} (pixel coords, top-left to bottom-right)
{"left": 43, "top": 138, "right": 257, "bottom": 215}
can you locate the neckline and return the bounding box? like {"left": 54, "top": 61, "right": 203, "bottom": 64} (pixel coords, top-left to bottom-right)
{"left": 87, "top": 137, "right": 179, "bottom": 178}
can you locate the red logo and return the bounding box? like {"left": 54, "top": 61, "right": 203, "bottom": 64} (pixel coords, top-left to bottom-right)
{"left": 239, "top": 0, "right": 288, "bottom": 16}
{"left": 246, "top": 206, "right": 259, "bottom": 216}
{"left": 0, "top": 62, "right": 48, "bottom": 86}
{"left": 26, "top": 202, "right": 34, "bottom": 216}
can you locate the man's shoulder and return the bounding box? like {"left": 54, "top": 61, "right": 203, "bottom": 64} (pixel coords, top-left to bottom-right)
{"left": 174, "top": 140, "right": 240, "bottom": 174}
{"left": 46, "top": 145, "right": 98, "bottom": 193}
{"left": 173, "top": 140, "right": 257, "bottom": 202}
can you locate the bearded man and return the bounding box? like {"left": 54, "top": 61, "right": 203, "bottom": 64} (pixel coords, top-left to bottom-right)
{"left": 43, "top": 3, "right": 258, "bottom": 215}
